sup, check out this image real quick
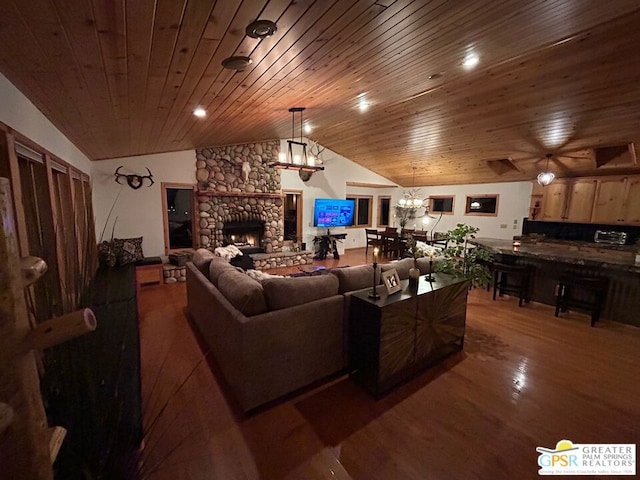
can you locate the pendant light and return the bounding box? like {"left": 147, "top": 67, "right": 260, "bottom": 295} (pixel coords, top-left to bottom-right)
{"left": 537, "top": 153, "right": 556, "bottom": 186}
{"left": 270, "top": 107, "right": 325, "bottom": 181}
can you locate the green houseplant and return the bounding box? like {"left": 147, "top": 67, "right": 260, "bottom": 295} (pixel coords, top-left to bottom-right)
{"left": 435, "top": 223, "right": 493, "bottom": 288}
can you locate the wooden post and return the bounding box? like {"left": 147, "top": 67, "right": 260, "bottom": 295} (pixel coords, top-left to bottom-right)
{"left": 25, "top": 308, "right": 97, "bottom": 351}
{"left": 0, "top": 177, "right": 53, "bottom": 479}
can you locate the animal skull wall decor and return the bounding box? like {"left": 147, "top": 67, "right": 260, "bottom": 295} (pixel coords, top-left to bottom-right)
{"left": 241, "top": 161, "right": 251, "bottom": 183}
{"left": 114, "top": 166, "right": 155, "bottom": 189}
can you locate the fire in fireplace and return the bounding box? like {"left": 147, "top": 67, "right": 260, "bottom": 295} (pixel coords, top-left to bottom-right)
{"left": 223, "top": 220, "right": 265, "bottom": 254}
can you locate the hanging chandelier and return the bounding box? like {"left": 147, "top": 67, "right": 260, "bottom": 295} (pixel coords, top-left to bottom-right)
{"left": 270, "top": 107, "right": 325, "bottom": 181}
{"left": 397, "top": 167, "right": 426, "bottom": 209}
{"left": 537, "top": 153, "right": 556, "bottom": 186}
{"left": 395, "top": 167, "right": 427, "bottom": 228}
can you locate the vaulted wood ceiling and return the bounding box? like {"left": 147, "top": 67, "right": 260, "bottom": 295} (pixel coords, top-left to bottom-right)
{"left": 1, "top": 0, "right": 640, "bottom": 186}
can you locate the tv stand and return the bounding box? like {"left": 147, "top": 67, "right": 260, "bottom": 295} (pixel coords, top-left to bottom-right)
{"left": 313, "top": 232, "right": 347, "bottom": 260}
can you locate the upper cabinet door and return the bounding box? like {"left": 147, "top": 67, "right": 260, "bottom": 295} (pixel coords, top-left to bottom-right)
{"left": 541, "top": 180, "right": 570, "bottom": 221}
{"left": 621, "top": 176, "right": 640, "bottom": 224}
{"left": 565, "top": 179, "right": 597, "bottom": 223}
{"left": 591, "top": 177, "right": 627, "bottom": 224}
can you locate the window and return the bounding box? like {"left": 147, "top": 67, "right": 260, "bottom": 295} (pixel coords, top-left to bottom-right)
{"left": 465, "top": 194, "right": 499, "bottom": 216}
{"left": 2, "top": 133, "right": 96, "bottom": 318}
{"left": 346, "top": 195, "right": 373, "bottom": 227}
{"left": 429, "top": 195, "right": 455, "bottom": 214}
{"left": 162, "top": 183, "right": 195, "bottom": 252}
{"left": 378, "top": 196, "right": 391, "bottom": 226}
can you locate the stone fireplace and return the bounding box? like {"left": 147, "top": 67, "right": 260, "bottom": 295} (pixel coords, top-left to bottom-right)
{"left": 222, "top": 219, "right": 264, "bottom": 254}
{"left": 195, "top": 141, "right": 284, "bottom": 253}
{"left": 194, "top": 141, "right": 314, "bottom": 269}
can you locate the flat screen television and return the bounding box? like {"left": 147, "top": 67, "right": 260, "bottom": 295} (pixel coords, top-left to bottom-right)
{"left": 313, "top": 198, "right": 355, "bottom": 227}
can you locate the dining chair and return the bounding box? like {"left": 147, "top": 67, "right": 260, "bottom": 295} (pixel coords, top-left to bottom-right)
{"left": 365, "top": 228, "right": 381, "bottom": 256}
{"left": 381, "top": 232, "right": 402, "bottom": 258}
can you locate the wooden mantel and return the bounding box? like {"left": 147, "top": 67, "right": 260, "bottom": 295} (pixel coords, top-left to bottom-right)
{"left": 197, "top": 190, "right": 284, "bottom": 199}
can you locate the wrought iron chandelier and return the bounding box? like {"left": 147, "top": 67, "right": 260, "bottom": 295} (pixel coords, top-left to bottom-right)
{"left": 270, "top": 107, "right": 325, "bottom": 181}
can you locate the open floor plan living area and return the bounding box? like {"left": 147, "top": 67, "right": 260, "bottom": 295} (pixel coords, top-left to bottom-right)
{"left": 1, "top": 1, "right": 639, "bottom": 479}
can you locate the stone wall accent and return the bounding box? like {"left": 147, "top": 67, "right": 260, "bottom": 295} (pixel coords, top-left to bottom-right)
{"left": 163, "top": 264, "right": 186, "bottom": 283}
{"left": 197, "top": 195, "right": 283, "bottom": 252}
{"left": 195, "top": 140, "right": 284, "bottom": 252}
{"left": 196, "top": 141, "right": 280, "bottom": 193}
{"left": 252, "top": 251, "right": 315, "bottom": 270}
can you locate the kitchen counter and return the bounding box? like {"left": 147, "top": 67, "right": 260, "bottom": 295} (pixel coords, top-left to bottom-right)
{"left": 471, "top": 238, "right": 640, "bottom": 327}
{"left": 471, "top": 238, "right": 640, "bottom": 274}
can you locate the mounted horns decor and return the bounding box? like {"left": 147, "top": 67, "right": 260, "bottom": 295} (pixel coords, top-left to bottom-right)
{"left": 114, "top": 166, "right": 155, "bottom": 189}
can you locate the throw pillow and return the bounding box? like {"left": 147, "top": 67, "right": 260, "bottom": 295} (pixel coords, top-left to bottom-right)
{"left": 97, "top": 241, "right": 117, "bottom": 267}
{"left": 114, "top": 237, "right": 144, "bottom": 265}
{"left": 245, "top": 269, "right": 284, "bottom": 282}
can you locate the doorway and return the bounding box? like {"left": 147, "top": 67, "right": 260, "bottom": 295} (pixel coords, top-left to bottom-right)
{"left": 283, "top": 190, "right": 302, "bottom": 242}
{"left": 162, "top": 183, "right": 195, "bottom": 253}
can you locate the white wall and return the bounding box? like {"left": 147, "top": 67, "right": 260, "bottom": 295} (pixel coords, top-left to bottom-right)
{"left": 280, "top": 140, "right": 397, "bottom": 253}
{"left": 92, "top": 150, "right": 196, "bottom": 257}
{"left": 0, "top": 72, "right": 91, "bottom": 173}
{"left": 394, "top": 181, "right": 533, "bottom": 240}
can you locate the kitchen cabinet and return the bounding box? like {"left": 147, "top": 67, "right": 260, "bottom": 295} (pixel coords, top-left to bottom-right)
{"left": 565, "top": 178, "right": 597, "bottom": 222}
{"left": 620, "top": 176, "right": 640, "bottom": 224}
{"left": 591, "top": 176, "right": 640, "bottom": 225}
{"left": 530, "top": 174, "right": 640, "bottom": 225}
{"left": 540, "top": 180, "right": 570, "bottom": 221}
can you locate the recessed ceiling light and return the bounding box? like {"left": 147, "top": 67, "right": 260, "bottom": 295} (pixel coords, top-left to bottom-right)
{"left": 358, "top": 98, "right": 369, "bottom": 112}
{"left": 304, "top": 123, "right": 312, "bottom": 134}
{"left": 246, "top": 19, "right": 277, "bottom": 39}
{"left": 428, "top": 72, "right": 444, "bottom": 80}
{"left": 462, "top": 53, "right": 479, "bottom": 70}
{"left": 221, "top": 56, "right": 252, "bottom": 70}
{"left": 193, "top": 107, "right": 206, "bottom": 118}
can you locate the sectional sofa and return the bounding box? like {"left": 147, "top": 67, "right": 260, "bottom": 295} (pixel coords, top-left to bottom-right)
{"left": 186, "top": 250, "right": 439, "bottom": 412}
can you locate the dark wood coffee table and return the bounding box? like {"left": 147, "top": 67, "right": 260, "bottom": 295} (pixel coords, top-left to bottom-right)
{"left": 349, "top": 273, "right": 469, "bottom": 398}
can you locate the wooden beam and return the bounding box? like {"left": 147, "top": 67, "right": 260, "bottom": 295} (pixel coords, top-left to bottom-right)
{"left": 197, "top": 190, "right": 284, "bottom": 198}
{"left": 0, "top": 177, "right": 53, "bottom": 479}
{"left": 346, "top": 182, "right": 398, "bottom": 188}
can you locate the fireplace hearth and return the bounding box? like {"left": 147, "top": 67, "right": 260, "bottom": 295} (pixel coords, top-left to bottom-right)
{"left": 223, "top": 220, "right": 265, "bottom": 254}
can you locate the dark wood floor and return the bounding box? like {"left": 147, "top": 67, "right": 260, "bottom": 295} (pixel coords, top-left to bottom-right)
{"left": 137, "top": 248, "right": 640, "bottom": 480}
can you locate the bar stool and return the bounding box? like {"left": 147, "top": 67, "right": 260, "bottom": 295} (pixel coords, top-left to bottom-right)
{"left": 492, "top": 263, "right": 532, "bottom": 307}
{"left": 555, "top": 273, "right": 608, "bottom": 327}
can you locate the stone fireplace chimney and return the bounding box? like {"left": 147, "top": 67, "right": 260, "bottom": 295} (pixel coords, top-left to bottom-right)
{"left": 195, "top": 141, "right": 284, "bottom": 253}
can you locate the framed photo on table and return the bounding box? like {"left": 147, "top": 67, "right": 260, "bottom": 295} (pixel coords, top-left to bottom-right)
{"left": 382, "top": 268, "right": 401, "bottom": 295}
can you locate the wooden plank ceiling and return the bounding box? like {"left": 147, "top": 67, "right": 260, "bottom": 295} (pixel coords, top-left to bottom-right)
{"left": 1, "top": 0, "right": 640, "bottom": 186}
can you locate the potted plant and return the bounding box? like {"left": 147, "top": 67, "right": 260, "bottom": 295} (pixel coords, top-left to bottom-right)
{"left": 434, "top": 223, "right": 493, "bottom": 288}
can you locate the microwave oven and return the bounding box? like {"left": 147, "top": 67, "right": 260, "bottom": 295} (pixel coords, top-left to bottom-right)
{"left": 593, "top": 230, "right": 627, "bottom": 245}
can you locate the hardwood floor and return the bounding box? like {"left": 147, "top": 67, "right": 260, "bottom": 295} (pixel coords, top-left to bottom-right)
{"left": 137, "top": 248, "right": 640, "bottom": 480}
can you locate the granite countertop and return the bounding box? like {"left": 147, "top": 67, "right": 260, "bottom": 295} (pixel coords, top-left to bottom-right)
{"left": 471, "top": 238, "right": 640, "bottom": 274}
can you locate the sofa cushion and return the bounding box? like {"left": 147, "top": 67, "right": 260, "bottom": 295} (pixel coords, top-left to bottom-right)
{"left": 382, "top": 257, "right": 441, "bottom": 279}
{"left": 331, "top": 264, "right": 376, "bottom": 294}
{"left": 193, "top": 248, "right": 216, "bottom": 277}
{"left": 382, "top": 257, "right": 415, "bottom": 280}
{"left": 217, "top": 270, "right": 268, "bottom": 316}
{"left": 262, "top": 275, "right": 339, "bottom": 311}
{"left": 208, "top": 256, "right": 237, "bottom": 286}
{"left": 416, "top": 256, "right": 441, "bottom": 275}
